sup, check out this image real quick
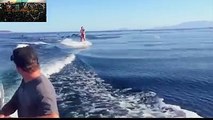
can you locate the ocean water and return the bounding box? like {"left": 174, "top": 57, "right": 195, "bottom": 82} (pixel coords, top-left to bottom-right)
{"left": 0, "top": 28, "right": 213, "bottom": 118}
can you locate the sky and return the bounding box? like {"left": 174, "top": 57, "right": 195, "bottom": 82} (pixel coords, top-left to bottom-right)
{"left": 0, "top": 0, "right": 213, "bottom": 32}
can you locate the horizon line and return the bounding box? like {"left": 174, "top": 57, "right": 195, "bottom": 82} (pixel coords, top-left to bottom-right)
{"left": 1, "top": 27, "right": 213, "bottom": 34}
{"left": 1, "top": 20, "right": 213, "bottom": 33}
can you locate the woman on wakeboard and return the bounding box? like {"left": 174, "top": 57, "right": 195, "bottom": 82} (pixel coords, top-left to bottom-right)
{"left": 80, "top": 26, "right": 86, "bottom": 42}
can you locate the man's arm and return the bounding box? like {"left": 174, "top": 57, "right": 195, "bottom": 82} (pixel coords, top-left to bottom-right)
{"left": 0, "top": 91, "right": 18, "bottom": 117}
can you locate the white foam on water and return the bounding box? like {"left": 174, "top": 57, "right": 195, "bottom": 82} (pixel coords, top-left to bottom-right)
{"left": 16, "top": 44, "right": 29, "bottom": 49}
{"left": 61, "top": 38, "right": 92, "bottom": 49}
{"left": 0, "top": 83, "right": 4, "bottom": 109}
{"left": 115, "top": 93, "right": 202, "bottom": 118}
{"left": 55, "top": 63, "right": 203, "bottom": 118}
{"left": 154, "top": 35, "right": 161, "bottom": 39}
{"left": 18, "top": 41, "right": 48, "bottom": 45}
{"left": 41, "top": 54, "right": 76, "bottom": 78}
{"left": 157, "top": 98, "right": 201, "bottom": 118}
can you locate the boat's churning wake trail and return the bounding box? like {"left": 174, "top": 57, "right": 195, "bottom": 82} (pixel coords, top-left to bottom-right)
{"left": 50, "top": 57, "right": 202, "bottom": 118}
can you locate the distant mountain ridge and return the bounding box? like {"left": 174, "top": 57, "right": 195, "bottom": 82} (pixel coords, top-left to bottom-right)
{"left": 154, "top": 21, "right": 213, "bottom": 29}
{"left": 0, "top": 30, "right": 12, "bottom": 33}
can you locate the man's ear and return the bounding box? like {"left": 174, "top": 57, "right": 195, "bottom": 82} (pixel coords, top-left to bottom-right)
{"left": 16, "top": 66, "right": 23, "bottom": 74}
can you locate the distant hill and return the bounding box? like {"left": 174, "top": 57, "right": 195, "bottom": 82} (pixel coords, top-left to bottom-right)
{"left": 0, "top": 30, "right": 11, "bottom": 33}
{"left": 154, "top": 21, "right": 213, "bottom": 30}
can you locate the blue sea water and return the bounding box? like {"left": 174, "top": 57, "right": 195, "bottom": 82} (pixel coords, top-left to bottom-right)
{"left": 0, "top": 28, "right": 213, "bottom": 118}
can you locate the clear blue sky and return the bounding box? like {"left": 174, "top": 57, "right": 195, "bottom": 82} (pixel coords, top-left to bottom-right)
{"left": 0, "top": 0, "right": 213, "bottom": 32}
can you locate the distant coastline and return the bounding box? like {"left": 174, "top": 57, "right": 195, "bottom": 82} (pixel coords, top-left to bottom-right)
{"left": 0, "top": 20, "right": 213, "bottom": 33}
{"left": 0, "top": 30, "right": 12, "bottom": 33}
{"left": 139, "top": 27, "right": 213, "bottom": 32}
{"left": 1, "top": 27, "right": 212, "bottom": 34}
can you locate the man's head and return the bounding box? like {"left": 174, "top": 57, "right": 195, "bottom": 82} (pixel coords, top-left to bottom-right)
{"left": 11, "top": 44, "right": 40, "bottom": 74}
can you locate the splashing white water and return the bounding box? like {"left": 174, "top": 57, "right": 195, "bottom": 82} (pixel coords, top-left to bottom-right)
{"left": 0, "top": 83, "right": 4, "bottom": 109}
{"left": 53, "top": 61, "right": 202, "bottom": 118}
{"left": 16, "top": 44, "right": 29, "bottom": 48}
{"left": 61, "top": 38, "right": 92, "bottom": 49}
{"left": 154, "top": 35, "right": 161, "bottom": 39}
{"left": 41, "top": 54, "right": 76, "bottom": 78}
{"left": 18, "top": 41, "right": 48, "bottom": 45}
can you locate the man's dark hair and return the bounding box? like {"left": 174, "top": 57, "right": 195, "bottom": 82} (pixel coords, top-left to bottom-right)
{"left": 11, "top": 45, "right": 40, "bottom": 73}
